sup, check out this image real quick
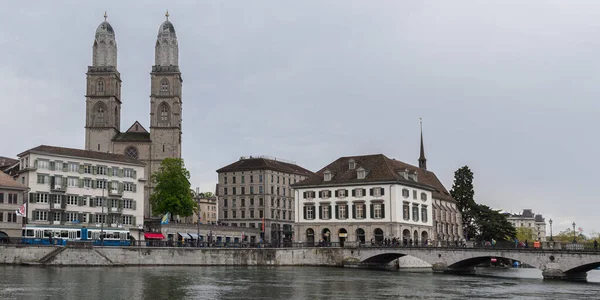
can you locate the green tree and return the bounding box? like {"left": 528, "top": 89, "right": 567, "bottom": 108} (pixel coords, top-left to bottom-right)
{"left": 150, "top": 158, "right": 196, "bottom": 218}
{"left": 515, "top": 226, "right": 535, "bottom": 242}
{"left": 450, "top": 166, "right": 477, "bottom": 240}
{"left": 199, "top": 192, "right": 214, "bottom": 198}
{"left": 473, "top": 204, "right": 516, "bottom": 242}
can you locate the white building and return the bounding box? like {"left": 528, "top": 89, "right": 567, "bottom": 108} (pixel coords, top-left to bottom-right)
{"left": 507, "top": 209, "right": 547, "bottom": 242}
{"left": 16, "top": 145, "right": 146, "bottom": 238}
{"left": 293, "top": 154, "right": 451, "bottom": 246}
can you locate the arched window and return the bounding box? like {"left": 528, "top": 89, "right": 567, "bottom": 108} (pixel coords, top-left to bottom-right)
{"left": 160, "top": 78, "right": 169, "bottom": 93}
{"left": 125, "top": 147, "right": 138, "bottom": 160}
{"left": 97, "top": 78, "right": 105, "bottom": 92}
{"left": 93, "top": 102, "right": 107, "bottom": 126}
{"left": 159, "top": 102, "right": 170, "bottom": 124}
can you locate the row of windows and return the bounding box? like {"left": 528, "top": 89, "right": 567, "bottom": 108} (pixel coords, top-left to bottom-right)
{"left": 35, "top": 160, "right": 137, "bottom": 179}
{"left": 31, "top": 193, "right": 136, "bottom": 210}
{"left": 222, "top": 209, "right": 293, "bottom": 221}
{"left": 36, "top": 175, "right": 137, "bottom": 192}
{"left": 222, "top": 174, "right": 301, "bottom": 185}
{"left": 0, "top": 212, "right": 18, "bottom": 223}
{"left": 222, "top": 185, "right": 292, "bottom": 197}
{"left": 223, "top": 198, "right": 292, "bottom": 209}
{"left": 33, "top": 210, "right": 136, "bottom": 225}
{"left": 402, "top": 203, "right": 429, "bottom": 223}
{"left": 0, "top": 193, "right": 19, "bottom": 204}
{"left": 303, "top": 188, "right": 428, "bottom": 201}
{"left": 303, "top": 203, "right": 385, "bottom": 220}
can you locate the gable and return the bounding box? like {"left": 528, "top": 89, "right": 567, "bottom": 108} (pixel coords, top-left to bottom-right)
{"left": 125, "top": 121, "right": 148, "bottom": 133}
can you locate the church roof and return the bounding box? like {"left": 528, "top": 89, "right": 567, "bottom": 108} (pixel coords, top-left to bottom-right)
{"left": 112, "top": 132, "right": 151, "bottom": 143}
{"left": 125, "top": 121, "right": 149, "bottom": 133}
{"left": 158, "top": 20, "right": 177, "bottom": 38}
{"left": 95, "top": 21, "right": 115, "bottom": 39}
{"left": 18, "top": 145, "right": 144, "bottom": 166}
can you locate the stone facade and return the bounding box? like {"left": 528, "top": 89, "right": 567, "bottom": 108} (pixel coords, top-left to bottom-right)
{"left": 507, "top": 209, "right": 547, "bottom": 241}
{"left": 84, "top": 15, "right": 183, "bottom": 218}
{"left": 216, "top": 156, "right": 313, "bottom": 245}
{"left": 0, "top": 172, "right": 28, "bottom": 237}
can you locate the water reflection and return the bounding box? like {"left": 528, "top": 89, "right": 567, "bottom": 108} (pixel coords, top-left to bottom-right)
{"left": 0, "top": 266, "right": 599, "bottom": 300}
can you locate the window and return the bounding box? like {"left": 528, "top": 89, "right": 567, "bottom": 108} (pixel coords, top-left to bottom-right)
{"left": 66, "top": 195, "right": 78, "bottom": 206}
{"left": 241, "top": 199, "right": 246, "bottom": 207}
{"left": 412, "top": 205, "right": 419, "bottom": 222}
{"left": 223, "top": 188, "right": 228, "bottom": 195}
{"left": 259, "top": 210, "right": 264, "bottom": 218}
{"left": 373, "top": 204, "right": 382, "bottom": 219}
{"left": 68, "top": 163, "right": 78, "bottom": 172}
{"left": 94, "top": 102, "right": 107, "bottom": 126}
{"left": 241, "top": 176, "right": 245, "bottom": 184}
{"left": 123, "top": 215, "right": 133, "bottom": 225}
{"left": 38, "top": 160, "right": 49, "bottom": 169}
{"left": 124, "top": 183, "right": 134, "bottom": 192}
{"left": 420, "top": 193, "right": 427, "bottom": 201}
{"left": 232, "top": 187, "right": 237, "bottom": 195}
{"left": 373, "top": 188, "right": 382, "bottom": 197}
{"left": 233, "top": 177, "right": 236, "bottom": 184}
{"left": 305, "top": 206, "right": 314, "bottom": 219}
{"left": 84, "top": 165, "right": 92, "bottom": 174}
{"left": 54, "top": 213, "right": 61, "bottom": 222}
{"left": 322, "top": 205, "right": 330, "bottom": 219}
{"left": 124, "top": 169, "right": 134, "bottom": 178}
{"left": 349, "top": 160, "right": 356, "bottom": 169}
{"left": 160, "top": 78, "right": 169, "bottom": 92}
{"left": 320, "top": 190, "right": 330, "bottom": 198}
{"left": 357, "top": 168, "right": 366, "bottom": 179}
{"left": 324, "top": 171, "right": 332, "bottom": 181}
{"left": 223, "top": 176, "right": 227, "bottom": 184}
{"left": 241, "top": 187, "right": 245, "bottom": 194}
{"left": 123, "top": 200, "right": 133, "bottom": 209}
{"left": 355, "top": 204, "right": 364, "bottom": 219}
{"left": 250, "top": 198, "right": 254, "bottom": 206}
{"left": 259, "top": 186, "right": 263, "bottom": 194}
{"left": 259, "top": 198, "right": 264, "bottom": 206}
{"left": 403, "top": 202, "right": 410, "bottom": 220}
{"left": 338, "top": 205, "right": 347, "bottom": 219}
{"left": 95, "top": 214, "right": 106, "bottom": 224}
{"left": 223, "top": 199, "right": 228, "bottom": 207}
{"left": 97, "top": 78, "right": 105, "bottom": 92}
{"left": 223, "top": 210, "right": 228, "bottom": 218}
{"left": 68, "top": 178, "right": 78, "bottom": 187}
{"left": 35, "top": 211, "right": 48, "bottom": 221}
{"left": 402, "top": 189, "right": 409, "bottom": 198}
{"left": 66, "top": 213, "right": 78, "bottom": 222}
{"left": 96, "top": 180, "right": 107, "bottom": 189}
{"left": 282, "top": 200, "right": 286, "bottom": 208}
{"left": 84, "top": 179, "right": 92, "bottom": 188}
{"left": 259, "top": 175, "right": 263, "bottom": 183}
{"left": 125, "top": 147, "right": 138, "bottom": 160}
{"left": 35, "top": 193, "right": 49, "bottom": 203}
{"left": 422, "top": 205, "right": 428, "bottom": 223}
{"left": 355, "top": 189, "right": 363, "bottom": 197}
{"left": 413, "top": 190, "right": 417, "bottom": 199}
{"left": 337, "top": 190, "right": 346, "bottom": 197}
{"left": 250, "top": 175, "right": 254, "bottom": 183}
{"left": 232, "top": 211, "right": 237, "bottom": 218}
{"left": 97, "top": 166, "right": 106, "bottom": 175}
{"left": 241, "top": 211, "right": 246, "bottom": 219}
{"left": 250, "top": 210, "right": 255, "bottom": 218}
{"left": 250, "top": 186, "right": 254, "bottom": 194}
{"left": 37, "top": 174, "right": 46, "bottom": 184}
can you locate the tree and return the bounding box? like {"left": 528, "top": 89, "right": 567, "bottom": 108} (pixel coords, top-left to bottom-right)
{"left": 199, "top": 192, "right": 214, "bottom": 198}
{"left": 515, "top": 227, "right": 535, "bottom": 242}
{"left": 473, "top": 204, "right": 516, "bottom": 242}
{"left": 150, "top": 158, "right": 196, "bottom": 218}
{"left": 450, "top": 166, "right": 477, "bottom": 240}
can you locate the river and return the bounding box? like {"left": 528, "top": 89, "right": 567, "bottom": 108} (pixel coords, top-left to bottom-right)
{"left": 0, "top": 266, "right": 599, "bottom": 299}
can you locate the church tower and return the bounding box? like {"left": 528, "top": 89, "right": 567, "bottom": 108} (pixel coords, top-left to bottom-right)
{"left": 85, "top": 12, "right": 122, "bottom": 152}
{"left": 149, "top": 11, "right": 183, "bottom": 177}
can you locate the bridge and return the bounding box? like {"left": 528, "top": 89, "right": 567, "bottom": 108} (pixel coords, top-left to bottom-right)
{"left": 343, "top": 246, "right": 600, "bottom": 281}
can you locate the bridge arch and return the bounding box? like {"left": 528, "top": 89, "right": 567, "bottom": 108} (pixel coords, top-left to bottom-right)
{"left": 563, "top": 261, "right": 600, "bottom": 274}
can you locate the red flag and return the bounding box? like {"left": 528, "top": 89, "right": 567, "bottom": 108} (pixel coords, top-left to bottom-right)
{"left": 261, "top": 218, "right": 265, "bottom": 231}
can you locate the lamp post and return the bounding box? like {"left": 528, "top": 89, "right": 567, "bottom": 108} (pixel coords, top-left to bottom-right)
{"left": 549, "top": 219, "right": 553, "bottom": 241}
{"left": 197, "top": 204, "right": 201, "bottom": 248}
{"left": 572, "top": 222, "right": 576, "bottom": 244}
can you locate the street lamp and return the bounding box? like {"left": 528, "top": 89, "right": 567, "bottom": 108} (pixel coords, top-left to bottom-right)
{"left": 572, "top": 222, "right": 576, "bottom": 244}
{"left": 549, "top": 219, "right": 553, "bottom": 241}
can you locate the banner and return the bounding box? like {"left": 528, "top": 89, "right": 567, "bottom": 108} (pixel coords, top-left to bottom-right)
{"left": 15, "top": 203, "right": 26, "bottom": 217}
{"left": 161, "top": 212, "right": 170, "bottom": 225}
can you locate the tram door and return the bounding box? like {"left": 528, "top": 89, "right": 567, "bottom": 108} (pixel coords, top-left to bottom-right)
{"left": 68, "top": 231, "right": 77, "bottom": 240}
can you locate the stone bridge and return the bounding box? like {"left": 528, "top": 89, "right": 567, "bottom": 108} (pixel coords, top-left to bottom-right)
{"left": 343, "top": 246, "right": 600, "bottom": 281}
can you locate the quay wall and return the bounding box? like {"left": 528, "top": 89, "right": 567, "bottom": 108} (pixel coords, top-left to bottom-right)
{"left": 0, "top": 245, "right": 348, "bottom": 266}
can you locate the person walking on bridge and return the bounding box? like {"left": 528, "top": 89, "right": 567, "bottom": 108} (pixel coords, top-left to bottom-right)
{"left": 594, "top": 240, "right": 598, "bottom": 251}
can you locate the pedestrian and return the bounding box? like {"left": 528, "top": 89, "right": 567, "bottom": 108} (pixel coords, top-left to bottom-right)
{"left": 492, "top": 239, "right": 496, "bottom": 247}
{"left": 370, "top": 237, "right": 375, "bottom": 246}
{"left": 524, "top": 240, "right": 528, "bottom": 249}
{"left": 594, "top": 240, "right": 598, "bottom": 251}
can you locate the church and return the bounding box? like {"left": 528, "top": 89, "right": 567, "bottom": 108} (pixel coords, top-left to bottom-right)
{"left": 84, "top": 12, "right": 183, "bottom": 218}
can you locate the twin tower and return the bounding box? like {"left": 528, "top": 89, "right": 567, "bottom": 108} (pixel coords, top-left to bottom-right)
{"left": 84, "top": 12, "right": 183, "bottom": 217}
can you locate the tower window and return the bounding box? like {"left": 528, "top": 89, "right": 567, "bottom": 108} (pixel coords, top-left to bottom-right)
{"left": 125, "top": 147, "right": 138, "bottom": 160}
{"left": 97, "top": 78, "right": 105, "bottom": 92}
{"left": 160, "top": 78, "right": 169, "bottom": 93}
{"left": 93, "top": 102, "right": 107, "bottom": 126}
{"left": 159, "top": 102, "right": 171, "bottom": 125}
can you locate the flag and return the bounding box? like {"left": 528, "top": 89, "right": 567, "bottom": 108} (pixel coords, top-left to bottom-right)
{"left": 261, "top": 218, "right": 265, "bottom": 231}
{"left": 15, "top": 203, "right": 26, "bottom": 217}
{"left": 161, "top": 212, "right": 170, "bottom": 225}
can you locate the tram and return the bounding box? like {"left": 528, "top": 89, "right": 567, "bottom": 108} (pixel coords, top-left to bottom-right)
{"left": 21, "top": 224, "right": 131, "bottom": 246}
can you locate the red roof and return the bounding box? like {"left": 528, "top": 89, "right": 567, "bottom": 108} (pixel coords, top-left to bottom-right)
{"left": 144, "top": 233, "right": 164, "bottom": 239}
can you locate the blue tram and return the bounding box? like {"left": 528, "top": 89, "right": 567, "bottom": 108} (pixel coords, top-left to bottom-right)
{"left": 22, "top": 225, "right": 131, "bottom": 246}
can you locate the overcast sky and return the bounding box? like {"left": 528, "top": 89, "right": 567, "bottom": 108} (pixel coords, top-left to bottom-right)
{"left": 2, "top": 1, "right": 600, "bottom": 234}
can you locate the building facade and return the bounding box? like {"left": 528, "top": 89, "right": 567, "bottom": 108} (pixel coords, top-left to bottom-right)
{"left": 181, "top": 195, "right": 218, "bottom": 225}
{"left": 216, "top": 156, "right": 313, "bottom": 245}
{"left": 507, "top": 209, "right": 547, "bottom": 241}
{"left": 16, "top": 145, "right": 146, "bottom": 238}
{"left": 0, "top": 172, "right": 28, "bottom": 238}
{"left": 84, "top": 13, "right": 183, "bottom": 218}
{"left": 293, "top": 154, "right": 438, "bottom": 246}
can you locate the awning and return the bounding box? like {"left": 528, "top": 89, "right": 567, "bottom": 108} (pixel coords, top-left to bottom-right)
{"left": 187, "top": 233, "right": 199, "bottom": 239}
{"left": 144, "top": 233, "right": 165, "bottom": 239}
{"left": 178, "top": 232, "right": 192, "bottom": 239}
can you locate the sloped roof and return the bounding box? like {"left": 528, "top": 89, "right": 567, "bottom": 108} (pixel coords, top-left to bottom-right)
{"left": 0, "top": 156, "right": 18, "bottom": 169}
{"left": 18, "top": 145, "right": 144, "bottom": 166}
{"left": 292, "top": 154, "right": 455, "bottom": 202}
{"left": 125, "top": 121, "right": 149, "bottom": 133}
{"left": 0, "top": 171, "right": 27, "bottom": 190}
{"left": 217, "top": 157, "right": 313, "bottom": 177}
{"left": 112, "top": 132, "right": 151, "bottom": 142}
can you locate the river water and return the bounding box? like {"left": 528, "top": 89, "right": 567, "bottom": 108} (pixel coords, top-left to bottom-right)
{"left": 0, "top": 266, "right": 599, "bottom": 300}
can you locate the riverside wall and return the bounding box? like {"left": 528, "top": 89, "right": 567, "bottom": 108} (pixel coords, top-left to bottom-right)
{"left": 0, "top": 245, "right": 349, "bottom": 267}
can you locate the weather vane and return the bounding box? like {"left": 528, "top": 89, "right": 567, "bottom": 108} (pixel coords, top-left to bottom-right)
{"left": 104, "top": 11, "right": 108, "bottom": 21}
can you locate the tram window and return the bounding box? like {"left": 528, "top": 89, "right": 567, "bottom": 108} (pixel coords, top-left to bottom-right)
{"left": 54, "top": 232, "right": 60, "bottom": 238}
{"left": 26, "top": 229, "right": 34, "bottom": 237}
{"left": 44, "top": 230, "right": 51, "bottom": 238}
{"left": 61, "top": 231, "right": 68, "bottom": 238}
{"left": 22, "top": 229, "right": 25, "bottom": 237}
{"left": 88, "top": 232, "right": 91, "bottom": 239}
{"left": 77, "top": 231, "right": 81, "bottom": 238}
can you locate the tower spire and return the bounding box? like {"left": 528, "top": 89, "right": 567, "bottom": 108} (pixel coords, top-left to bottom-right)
{"left": 104, "top": 11, "right": 107, "bottom": 21}
{"left": 165, "top": 10, "right": 169, "bottom": 21}
{"left": 419, "top": 118, "right": 427, "bottom": 170}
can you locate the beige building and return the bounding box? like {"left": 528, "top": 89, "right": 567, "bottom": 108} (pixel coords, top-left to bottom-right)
{"left": 182, "top": 195, "right": 218, "bottom": 225}
{"left": 84, "top": 13, "right": 183, "bottom": 218}
{"left": 507, "top": 209, "right": 547, "bottom": 242}
{"left": 216, "top": 156, "right": 313, "bottom": 245}
{"left": 0, "top": 172, "right": 28, "bottom": 238}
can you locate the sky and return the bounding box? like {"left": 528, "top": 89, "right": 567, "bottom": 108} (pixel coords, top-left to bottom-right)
{"left": 1, "top": 1, "right": 599, "bottom": 234}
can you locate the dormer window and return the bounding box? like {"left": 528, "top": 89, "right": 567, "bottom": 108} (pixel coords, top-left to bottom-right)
{"left": 349, "top": 159, "right": 356, "bottom": 170}
{"left": 411, "top": 171, "right": 418, "bottom": 182}
{"left": 357, "top": 167, "right": 366, "bottom": 179}
{"left": 399, "top": 169, "right": 409, "bottom": 180}
{"left": 324, "top": 170, "right": 332, "bottom": 181}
